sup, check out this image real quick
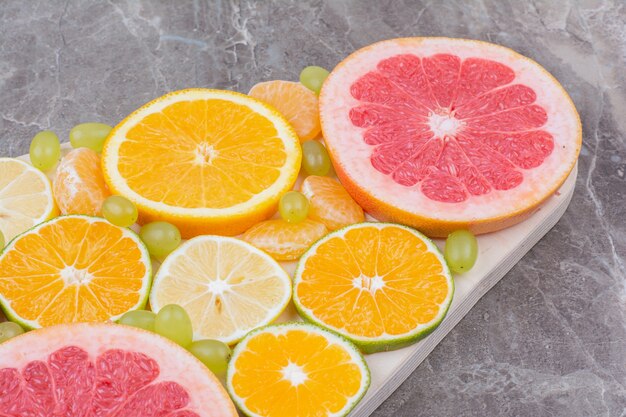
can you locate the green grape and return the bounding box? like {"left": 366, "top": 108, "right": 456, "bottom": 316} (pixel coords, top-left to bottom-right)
{"left": 299, "top": 66, "right": 330, "bottom": 95}
{"left": 70, "top": 122, "right": 112, "bottom": 153}
{"left": 118, "top": 310, "right": 156, "bottom": 332}
{"left": 0, "top": 322, "right": 24, "bottom": 343}
{"left": 29, "top": 130, "right": 61, "bottom": 171}
{"left": 0, "top": 230, "right": 4, "bottom": 250}
{"left": 102, "top": 196, "right": 138, "bottom": 227}
{"left": 139, "top": 221, "right": 181, "bottom": 258}
{"left": 187, "top": 339, "right": 231, "bottom": 377}
{"left": 301, "top": 140, "right": 332, "bottom": 176}
{"left": 279, "top": 191, "right": 309, "bottom": 223}
{"left": 154, "top": 304, "right": 194, "bottom": 347}
{"left": 444, "top": 230, "right": 478, "bottom": 274}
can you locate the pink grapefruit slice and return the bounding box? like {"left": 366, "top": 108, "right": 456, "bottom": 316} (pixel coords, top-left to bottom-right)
{"left": 0, "top": 322, "right": 237, "bottom": 417}
{"left": 319, "top": 37, "right": 581, "bottom": 237}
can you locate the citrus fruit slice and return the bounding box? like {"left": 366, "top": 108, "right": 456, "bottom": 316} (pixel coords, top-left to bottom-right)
{"left": 0, "top": 158, "right": 57, "bottom": 243}
{"left": 249, "top": 80, "right": 321, "bottom": 141}
{"left": 102, "top": 89, "right": 301, "bottom": 238}
{"left": 150, "top": 235, "right": 291, "bottom": 344}
{"left": 227, "top": 322, "right": 370, "bottom": 417}
{"left": 319, "top": 37, "right": 581, "bottom": 237}
{"left": 293, "top": 222, "right": 453, "bottom": 353}
{"left": 300, "top": 175, "right": 365, "bottom": 231}
{"left": 242, "top": 218, "right": 328, "bottom": 261}
{"left": 0, "top": 215, "right": 151, "bottom": 328}
{"left": 53, "top": 148, "right": 111, "bottom": 216}
{"left": 0, "top": 323, "right": 237, "bottom": 416}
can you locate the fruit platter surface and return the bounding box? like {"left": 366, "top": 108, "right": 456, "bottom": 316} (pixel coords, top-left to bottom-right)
{"left": 0, "top": 35, "right": 583, "bottom": 417}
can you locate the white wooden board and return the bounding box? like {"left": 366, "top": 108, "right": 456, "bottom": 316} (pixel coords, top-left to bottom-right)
{"left": 8, "top": 146, "right": 577, "bottom": 417}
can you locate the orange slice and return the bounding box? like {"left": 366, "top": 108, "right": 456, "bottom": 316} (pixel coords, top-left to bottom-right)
{"left": 294, "top": 222, "right": 453, "bottom": 353}
{"left": 241, "top": 219, "right": 328, "bottom": 261}
{"left": 0, "top": 215, "right": 151, "bottom": 329}
{"left": 53, "top": 148, "right": 111, "bottom": 216}
{"left": 227, "top": 322, "right": 370, "bottom": 417}
{"left": 300, "top": 175, "right": 365, "bottom": 231}
{"left": 249, "top": 81, "right": 320, "bottom": 141}
{"left": 102, "top": 89, "right": 301, "bottom": 238}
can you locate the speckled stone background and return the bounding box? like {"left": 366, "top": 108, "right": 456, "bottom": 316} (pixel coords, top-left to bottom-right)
{"left": 0, "top": 1, "right": 624, "bottom": 416}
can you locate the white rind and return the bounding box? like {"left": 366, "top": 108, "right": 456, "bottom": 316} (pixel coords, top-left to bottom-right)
{"left": 103, "top": 89, "right": 301, "bottom": 217}
{"left": 320, "top": 38, "right": 581, "bottom": 222}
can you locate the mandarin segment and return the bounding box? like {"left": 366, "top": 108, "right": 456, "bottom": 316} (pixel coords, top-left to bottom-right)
{"left": 242, "top": 219, "right": 328, "bottom": 261}
{"left": 248, "top": 80, "right": 321, "bottom": 142}
{"left": 294, "top": 223, "right": 453, "bottom": 353}
{"left": 300, "top": 176, "right": 365, "bottom": 231}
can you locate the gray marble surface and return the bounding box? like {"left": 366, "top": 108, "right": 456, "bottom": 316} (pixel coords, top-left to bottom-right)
{"left": 0, "top": 1, "right": 624, "bottom": 416}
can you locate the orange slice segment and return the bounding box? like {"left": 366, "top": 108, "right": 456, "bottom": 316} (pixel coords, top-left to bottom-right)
{"left": 249, "top": 81, "right": 321, "bottom": 142}
{"left": 0, "top": 215, "right": 151, "bottom": 328}
{"left": 227, "top": 322, "right": 370, "bottom": 417}
{"left": 53, "top": 148, "right": 111, "bottom": 216}
{"left": 102, "top": 89, "right": 301, "bottom": 238}
{"left": 300, "top": 175, "right": 365, "bottom": 231}
{"left": 242, "top": 219, "right": 328, "bottom": 261}
{"left": 294, "top": 222, "right": 453, "bottom": 353}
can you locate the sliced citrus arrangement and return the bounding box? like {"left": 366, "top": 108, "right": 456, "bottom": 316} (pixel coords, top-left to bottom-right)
{"left": 53, "top": 148, "right": 111, "bottom": 216}
{"left": 242, "top": 218, "right": 328, "bottom": 261}
{"left": 0, "top": 215, "right": 151, "bottom": 328}
{"left": 101, "top": 89, "right": 301, "bottom": 238}
{"left": 300, "top": 175, "right": 365, "bottom": 231}
{"left": 150, "top": 235, "right": 291, "bottom": 344}
{"left": 227, "top": 322, "right": 370, "bottom": 417}
{"left": 248, "top": 80, "right": 321, "bottom": 141}
{"left": 0, "top": 323, "right": 237, "bottom": 416}
{"left": 294, "top": 222, "right": 453, "bottom": 353}
{"left": 320, "top": 37, "right": 581, "bottom": 236}
{"left": 0, "top": 158, "right": 57, "bottom": 243}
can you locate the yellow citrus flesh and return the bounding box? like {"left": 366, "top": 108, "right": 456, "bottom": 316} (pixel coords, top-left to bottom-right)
{"left": 0, "top": 215, "right": 151, "bottom": 328}
{"left": 102, "top": 89, "right": 301, "bottom": 238}
{"left": 228, "top": 323, "right": 370, "bottom": 417}
{"left": 0, "top": 158, "right": 57, "bottom": 243}
{"left": 249, "top": 80, "right": 321, "bottom": 142}
{"left": 242, "top": 218, "right": 328, "bottom": 261}
{"left": 150, "top": 236, "right": 291, "bottom": 344}
{"left": 300, "top": 175, "right": 365, "bottom": 231}
{"left": 294, "top": 222, "right": 453, "bottom": 352}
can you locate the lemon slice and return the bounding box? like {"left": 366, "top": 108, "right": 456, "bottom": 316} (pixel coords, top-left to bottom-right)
{"left": 150, "top": 235, "right": 292, "bottom": 344}
{"left": 0, "top": 158, "right": 57, "bottom": 243}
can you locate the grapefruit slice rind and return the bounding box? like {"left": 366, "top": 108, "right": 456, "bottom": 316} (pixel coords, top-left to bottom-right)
{"left": 293, "top": 222, "right": 454, "bottom": 354}
{"left": 320, "top": 37, "right": 581, "bottom": 236}
{"left": 0, "top": 322, "right": 237, "bottom": 416}
{"left": 227, "top": 322, "right": 370, "bottom": 417}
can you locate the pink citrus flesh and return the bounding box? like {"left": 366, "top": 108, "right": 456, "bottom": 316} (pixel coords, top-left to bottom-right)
{"left": 0, "top": 322, "right": 237, "bottom": 417}
{"left": 319, "top": 37, "right": 581, "bottom": 236}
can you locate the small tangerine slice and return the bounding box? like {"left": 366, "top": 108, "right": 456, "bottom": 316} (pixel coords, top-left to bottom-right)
{"left": 242, "top": 219, "right": 328, "bottom": 261}
{"left": 300, "top": 175, "right": 365, "bottom": 231}
{"left": 249, "top": 80, "right": 321, "bottom": 142}
{"left": 53, "top": 148, "right": 110, "bottom": 216}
